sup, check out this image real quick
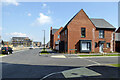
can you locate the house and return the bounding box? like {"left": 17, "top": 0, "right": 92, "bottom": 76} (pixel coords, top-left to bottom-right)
{"left": 115, "top": 27, "right": 120, "bottom": 52}
{"left": 59, "top": 9, "right": 116, "bottom": 53}
{"left": 12, "top": 37, "right": 32, "bottom": 47}
{"left": 50, "top": 27, "right": 63, "bottom": 50}
{"left": 33, "top": 42, "right": 41, "bottom": 47}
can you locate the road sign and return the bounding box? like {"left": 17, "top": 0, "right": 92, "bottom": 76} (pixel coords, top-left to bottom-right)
{"left": 69, "top": 49, "right": 77, "bottom": 50}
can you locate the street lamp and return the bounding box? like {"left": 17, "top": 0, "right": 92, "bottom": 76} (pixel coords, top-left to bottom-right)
{"left": 42, "top": 30, "right": 45, "bottom": 51}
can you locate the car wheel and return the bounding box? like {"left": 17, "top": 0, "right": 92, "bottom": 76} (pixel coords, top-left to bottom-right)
{"left": 8, "top": 52, "right": 10, "bottom": 55}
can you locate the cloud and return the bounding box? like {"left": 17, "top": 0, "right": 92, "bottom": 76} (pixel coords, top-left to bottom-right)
{"left": 32, "top": 13, "right": 52, "bottom": 26}
{"left": 2, "top": 0, "right": 19, "bottom": 6}
{"left": 6, "top": 32, "right": 27, "bottom": 37}
{"left": 47, "top": 10, "right": 51, "bottom": 14}
{"left": 28, "top": 13, "right": 31, "bottom": 16}
{"left": 42, "top": 3, "right": 47, "bottom": 7}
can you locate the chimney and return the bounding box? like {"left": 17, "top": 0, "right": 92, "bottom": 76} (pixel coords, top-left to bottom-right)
{"left": 51, "top": 27, "right": 52, "bottom": 30}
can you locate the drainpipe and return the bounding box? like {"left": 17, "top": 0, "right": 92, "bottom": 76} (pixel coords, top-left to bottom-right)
{"left": 92, "top": 28, "right": 95, "bottom": 52}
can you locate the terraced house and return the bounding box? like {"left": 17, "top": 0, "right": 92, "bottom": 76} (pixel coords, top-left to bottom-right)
{"left": 12, "top": 37, "right": 32, "bottom": 47}
{"left": 115, "top": 27, "right": 120, "bottom": 52}
{"left": 59, "top": 9, "right": 116, "bottom": 53}
{"left": 50, "top": 27, "right": 63, "bottom": 50}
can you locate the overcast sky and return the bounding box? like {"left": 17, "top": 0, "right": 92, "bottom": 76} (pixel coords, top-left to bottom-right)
{"left": 1, "top": 2, "right": 118, "bottom": 43}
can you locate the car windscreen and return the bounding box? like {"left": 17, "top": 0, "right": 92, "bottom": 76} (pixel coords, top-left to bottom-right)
{"left": 2, "top": 47, "right": 6, "bottom": 50}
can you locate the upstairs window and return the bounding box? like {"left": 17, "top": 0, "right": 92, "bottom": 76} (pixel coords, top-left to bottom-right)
{"left": 81, "top": 28, "right": 86, "bottom": 38}
{"left": 58, "top": 35, "right": 60, "bottom": 38}
{"left": 99, "top": 30, "right": 104, "bottom": 38}
{"left": 65, "top": 30, "right": 67, "bottom": 35}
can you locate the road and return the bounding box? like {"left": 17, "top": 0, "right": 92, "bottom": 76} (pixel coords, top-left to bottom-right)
{"left": 1, "top": 48, "right": 120, "bottom": 80}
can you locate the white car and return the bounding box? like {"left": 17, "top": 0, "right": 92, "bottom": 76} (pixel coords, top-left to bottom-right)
{"left": 29, "top": 46, "right": 34, "bottom": 49}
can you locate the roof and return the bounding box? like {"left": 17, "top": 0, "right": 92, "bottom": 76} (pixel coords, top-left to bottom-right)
{"left": 90, "top": 18, "right": 115, "bottom": 29}
{"left": 52, "top": 29, "right": 59, "bottom": 35}
{"left": 60, "top": 9, "right": 115, "bottom": 33}
{"left": 116, "top": 27, "right": 120, "bottom": 33}
{"left": 60, "top": 10, "right": 79, "bottom": 33}
{"left": 12, "top": 37, "right": 29, "bottom": 39}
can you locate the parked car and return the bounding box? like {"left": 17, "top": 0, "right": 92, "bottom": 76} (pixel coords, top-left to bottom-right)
{"left": 1, "top": 47, "right": 13, "bottom": 54}
{"left": 29, "top": 46, "right": 34, "bottom": 49}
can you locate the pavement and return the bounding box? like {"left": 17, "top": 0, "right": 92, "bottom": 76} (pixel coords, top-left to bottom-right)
{"left": 1, "top": 48, "right": 120, "bottom": 80}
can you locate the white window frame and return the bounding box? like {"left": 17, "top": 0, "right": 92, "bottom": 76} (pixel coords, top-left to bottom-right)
{"left": 99, "top": 30, "right": 104, "bottom": 38}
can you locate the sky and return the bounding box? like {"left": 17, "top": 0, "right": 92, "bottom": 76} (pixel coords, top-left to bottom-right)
{"left": 1, "top": 1, "right": 118, "bottom": 44}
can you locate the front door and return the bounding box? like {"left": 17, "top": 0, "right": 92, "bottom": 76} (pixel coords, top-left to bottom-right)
{"left": 99, "top": 43, "right": 103, "bottom": 53}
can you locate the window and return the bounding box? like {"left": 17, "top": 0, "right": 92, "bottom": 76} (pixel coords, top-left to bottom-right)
{"left": 107, "top": 43, "right": 110, "bottom": 48}
{"left": 62, "top": 32, "right": 64, "bottom": 35}
{"left": 65, "top": 30, "right": 67, "bottom": 35}
{"left": 58, "top": 35, "right": 60, "bottom": 38}
{"left": 81, "top": 28, "right": 86, "bottom": 38}
{"left": 99, "top": 30, "right": 104, "bottom": 38}
{"left": 95, "top": 42, "right": 97, "bottom": 48}
{"left": 82, "top": 42, "right": 90, "bottom": 50}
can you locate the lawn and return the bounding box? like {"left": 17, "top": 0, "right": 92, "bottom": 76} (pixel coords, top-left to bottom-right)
{"left": 108, "top": 64, "right": 120, "bottom": 67}
{"left": 40, "top": 48, "right": 49, "bottom": 54}
{"left": 78, "top": 54, "right": 120, "bottom": 57}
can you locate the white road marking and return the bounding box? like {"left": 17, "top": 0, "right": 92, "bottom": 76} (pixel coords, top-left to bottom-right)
{"left": 79, "top": 56, "right": 120, "bottom": 58}
{"left": 40, "top": 72, "right": 61, "bottom": 80}
{"left": 51, "top": 55, "right": 66, "bottom": 58}
{"left": 40, "top": 56, "right": 102, "bottom": 80}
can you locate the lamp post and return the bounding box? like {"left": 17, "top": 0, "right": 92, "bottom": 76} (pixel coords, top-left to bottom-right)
{"left": 43, "top": 30, "right": 45, "bottom": 51}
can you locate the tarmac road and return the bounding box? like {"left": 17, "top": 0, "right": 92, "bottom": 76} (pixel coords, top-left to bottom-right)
{"left": 1, "top": 48, "right": 120, "bottom": 80}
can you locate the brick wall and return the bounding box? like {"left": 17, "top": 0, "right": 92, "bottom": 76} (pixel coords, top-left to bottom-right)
{"left": 60, "top": 9, "right": 115, "bottom": 53}
{"left": 53, "top": 27, "right": 63, "bottom": 49}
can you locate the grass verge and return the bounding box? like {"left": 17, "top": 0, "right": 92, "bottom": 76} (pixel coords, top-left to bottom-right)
{"left": 0, "top": 54, "right": 6, "bottom": 56}
{"left": 40, "top": 48, "right": 49, "bottom": 54}
{"left": 108, "top": 64, "right": 120, "bottom": 67}
{"left": 78, "top": 54, "right": 120, "bottom": 57}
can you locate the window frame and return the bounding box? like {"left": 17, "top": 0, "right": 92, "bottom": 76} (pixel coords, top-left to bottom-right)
{"left": 58, "top": 35, "right": 60, "bottom": 38}
{"left": 106, "top": 43, "right": 110, "bottom": 48}
{"left": 81, "top": 28, "right": 86, "bottom": 38}
{"left": 99, "top": 30, "right": 104, "bottom": 38}
{"left": 79, "top": 40, "right": 91, "bottom": 52}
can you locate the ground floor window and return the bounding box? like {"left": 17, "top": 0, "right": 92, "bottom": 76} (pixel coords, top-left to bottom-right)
{"left": 80, "top": 40, "right": 91, "bottom": 52}
{"left": 82, "top": 42, "right": 90, "bottom": 50}
{"left": 106, "top": 43, "right": 110, "bottom": 48}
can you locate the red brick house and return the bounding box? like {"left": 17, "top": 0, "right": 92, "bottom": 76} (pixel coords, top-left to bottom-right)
{"left": 59, "top": 9, "right": 116, "bottom": 53}
{"left": 50, "top": 27, "right": 63, "bottom": 50}
{"left": 115, "top": 27, "right": 120, "bottom": 52}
